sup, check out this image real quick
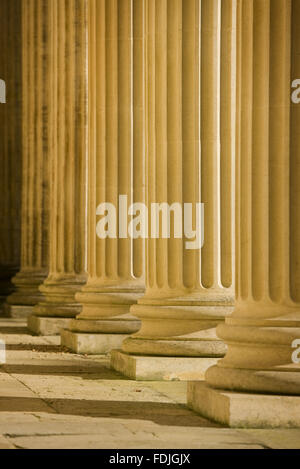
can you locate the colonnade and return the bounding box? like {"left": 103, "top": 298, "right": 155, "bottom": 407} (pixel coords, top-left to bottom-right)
{"left": 1, "top": 0, "right": 299, "bottom": 428}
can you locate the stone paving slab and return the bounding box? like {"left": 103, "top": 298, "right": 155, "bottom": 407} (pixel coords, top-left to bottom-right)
{"left": 0, "top": 318, "right": 299, "bottom": 449}
{"left": 0, "top": 435, "right": 15, "bottom": 449}
{"left": 238, "top": 429, "right": 300, "bottom": 450}
{"left": 7, "top": 434, "right": 265, "bottom": 449}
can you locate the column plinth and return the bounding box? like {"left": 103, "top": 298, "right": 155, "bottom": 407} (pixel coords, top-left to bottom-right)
{"left": 62, "top": 0, "right": 145, "bottom": 354}
{"left": 188, "top": 0, "right": 300, "bottom": 427}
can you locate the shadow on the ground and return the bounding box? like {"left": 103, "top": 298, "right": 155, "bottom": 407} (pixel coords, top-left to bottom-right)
{"left": 0, "top": 327, "right": 29, "bottom": 335}
{"left": 5, "top": 344, "right": 63, "bottom": 352}
{"left": 0, "top": 320, "right": 224, "bottom": 431}
{"left": 0, "top": 396, "right": 222, "bottom": 428}
{"left": 1, "top": 364, "right": 126, "bottom": 380}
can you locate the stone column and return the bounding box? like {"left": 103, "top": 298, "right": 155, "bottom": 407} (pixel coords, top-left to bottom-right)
{"left": 61, "top": 0, "right": 145, "bottom": 354}
{"left": 28, "top": 0, "right": 88, "bottom": 336}
{"left": 188, "top": 0, "right": 300, "bottom": 428}
{"left": 111, "top": 0, "right": 236, "bottom": 380}
{"left": 0, "top": 0, "right": 22, "bottom": 310}
{"left": 6, "top": 0, "right": 50, "bottom": 318}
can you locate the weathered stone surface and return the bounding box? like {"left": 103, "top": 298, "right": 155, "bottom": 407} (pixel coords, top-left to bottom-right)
{"left": 7, "top": 434, "right": 265, "bottom": 450}
{"left": 111, "top": 350, "right": 220, "bottom": 381}
{"left": 189, "top": 0, "right": 300, "bottom": 425}
{"left": 5, "top": 0, "right": 50, "bottom": 309}
{"left": 2, "top": 305, "right": 33, "bottom": 319}
{"left": 0, "top": 318, "right": 300, "bottom": 448}
{"left": 0, "top": 435, "right": 15, "bottom": 449}
{"left": 61, "top": 329, "right": 130, "bottom": 355}
{"left": 27, "top": 316, "right": 72, "bottom": 336}
{"left": 188, "top": 382, "right": 300, "bottom": 429}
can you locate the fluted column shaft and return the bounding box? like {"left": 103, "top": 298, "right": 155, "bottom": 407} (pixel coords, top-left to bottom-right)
{"left": 0, "top": 1, "right": 22, "bottom": 303}
{"left": 123, "top": 0, "right": 236, "bottom": 358}
{"left": 7, "top": 0, "right": 50, "bottom": 308}
{"left": 68, "top": 0, "right": 145, "bottom": 336}
{"left": 34, "top": 0, "right": 88, "bottom": 319}
{"left": 206, "top": 0, "right": 300, "bottom": 395}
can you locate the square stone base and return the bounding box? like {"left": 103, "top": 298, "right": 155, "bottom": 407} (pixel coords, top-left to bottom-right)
{"left": 61, "top": 329, "right": 130, "bottom": 355}
{"left": 28, "top": 316, "right": 73, "bottom": 336}
{"left": 2, "top": 304, "right": 33, "bottom": 319}
{"left": 110, "top": 349, "right": 219, "bottom": 381}
{"left": 187, "top": 381, "right": 300, "bottom": 428}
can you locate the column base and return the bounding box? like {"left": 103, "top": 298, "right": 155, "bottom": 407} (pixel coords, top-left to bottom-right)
{"left": 27, "top": 315, "right": 73, "bottom": 336}
{"left": 110, "top": 349, "right": 219, "bottom": 381}
{"left": 68, "top": 318, "right": 141, "bottom": 334}
{"left": 122, "top": 336, "right": 227, "bottom": 357}
{"left": 187, "top": 382, "right": 300, "bottom": 428}
{"left": 33, "top": 302, "right": 82, "bottom": 318}
{"left": 34, "top": 276, "right": 87, "bottom": 319}
{"left": 0, "top": 296, "right": 8, "bottom": 306}
{"left": 0, "top": 265, "right": 20, "bottom": 302}
{"left": 61, "top": 329, "right": 130, "bottom": 355}
{"left": 6, "top": 270, "right": 47, "bottom": 306}
{"left": 126, "top": 300, "right": 233, "bottom": 357}
{"left": 2, "top": 304, "right": 33, "bottom": 319}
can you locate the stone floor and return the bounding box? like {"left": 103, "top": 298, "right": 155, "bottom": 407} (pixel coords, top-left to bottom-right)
{"left": 0, "top": 318, "right": 299, "bottom": 449}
